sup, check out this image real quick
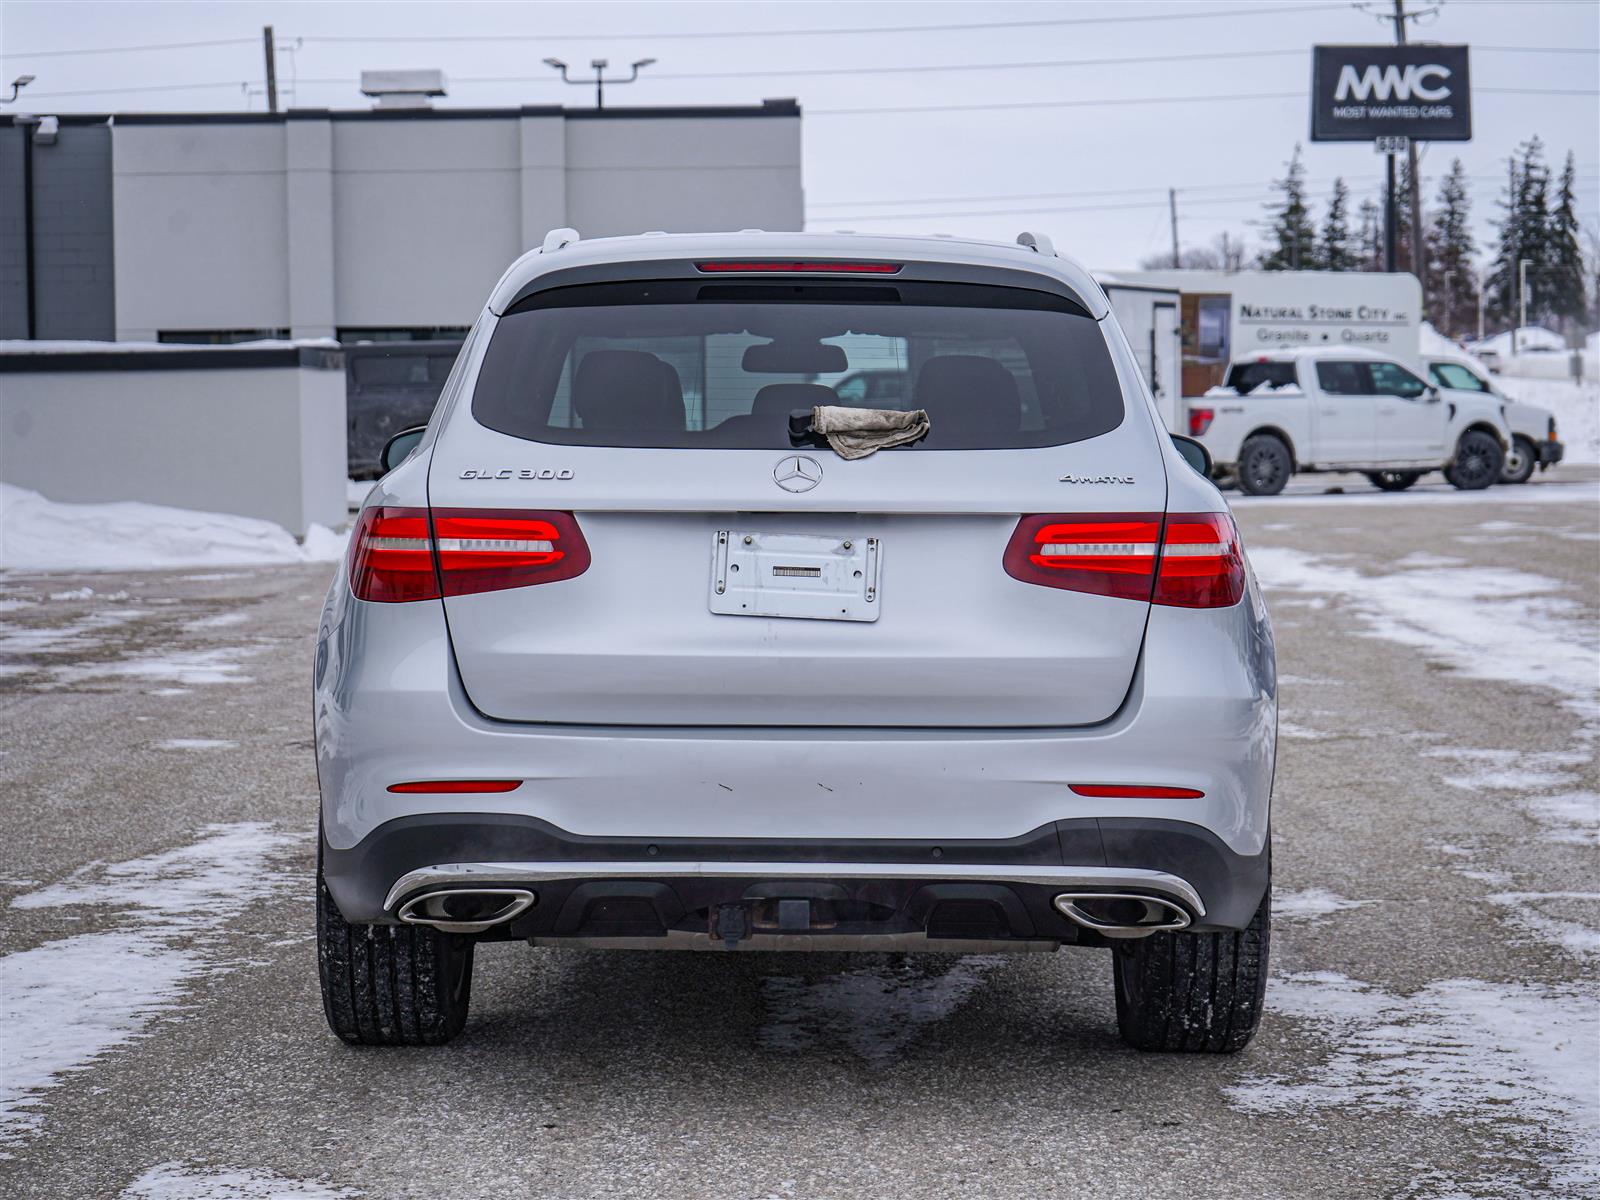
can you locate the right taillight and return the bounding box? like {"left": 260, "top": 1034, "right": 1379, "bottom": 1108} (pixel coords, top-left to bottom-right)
{"left": 1004, "top": 512, "right": 1245, "bottom": 609}
{"left": 1153, "top": 512, "right": 1246, "bottom": 608}
{"left": 349, "top": 507, "right": 590, "bottom": 602}
{"left": 1188, "top": 407, "right": 1215, "bottom": 437}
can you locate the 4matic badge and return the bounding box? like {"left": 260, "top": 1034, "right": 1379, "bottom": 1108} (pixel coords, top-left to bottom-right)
{"left": 460, "top": 468, "right": 574, "bottom": 480}
{"left": 1060, "top": 473, "right": 1135, "bottom": 484}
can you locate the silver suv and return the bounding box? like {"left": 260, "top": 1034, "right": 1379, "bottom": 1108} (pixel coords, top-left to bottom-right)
{"left": 315, "top": 231, "right": 1276, "bottom": 1052}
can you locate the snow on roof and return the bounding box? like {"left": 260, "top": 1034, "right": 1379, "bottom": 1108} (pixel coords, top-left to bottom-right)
{"left": 1231, "top": 345, "right": 1394, "bottom": 363}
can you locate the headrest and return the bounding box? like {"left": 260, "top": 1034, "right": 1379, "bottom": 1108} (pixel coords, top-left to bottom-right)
{"left": 913, "top": 355, "right": 1022, "bottom": 435}
{"left": 573, "top": 350, "right": 684, "bottom": 432}
{"left": 750, "top": 383, "right": 840, "bottom": 422}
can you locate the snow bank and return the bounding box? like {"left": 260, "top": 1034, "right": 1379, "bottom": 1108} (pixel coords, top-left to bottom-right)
{"left": 0, "top": 337, "right": 340, "bottom": 355}
{"left": 122, "top": 1163, "right": 359, "bottom": 1199}
{"left": 1494, "top": 375, "right": 1600, "bottom": 465}
{"left": 0, "top": 485, "right": 346, "bottom": 572}
{"left": 1474, "top": 326, "right": 1568, "bottom": 358}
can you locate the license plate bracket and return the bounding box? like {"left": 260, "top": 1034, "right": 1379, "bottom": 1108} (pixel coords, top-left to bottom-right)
{"left": 709, "top": 530, "right": 880, "bottom": 622}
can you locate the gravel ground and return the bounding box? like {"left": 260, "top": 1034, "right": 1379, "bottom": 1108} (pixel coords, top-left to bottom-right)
{"left": 1, "top": 469, "right": 1596, "bottom": 1200}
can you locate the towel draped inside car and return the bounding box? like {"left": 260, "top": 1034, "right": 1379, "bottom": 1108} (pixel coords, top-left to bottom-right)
{"left": 809, "top": 405, "right": 930, "bottom": 460}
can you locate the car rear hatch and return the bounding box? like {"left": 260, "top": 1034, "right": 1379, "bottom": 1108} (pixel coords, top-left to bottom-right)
{"left": 425, "top": 263, "right": 1172, "bottom": 728}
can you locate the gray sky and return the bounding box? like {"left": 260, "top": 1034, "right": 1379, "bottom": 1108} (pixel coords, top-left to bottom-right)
{"left": 3, "top": 0, "right": 1596, "bottom": 268}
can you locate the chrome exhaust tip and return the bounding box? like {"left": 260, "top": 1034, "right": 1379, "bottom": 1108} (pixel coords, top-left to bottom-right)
{"left": 396, "top": 888, "right": 536, "bottom": 934}
{"left": 1053, "top": 892, "right": 1192, "bottom": 939}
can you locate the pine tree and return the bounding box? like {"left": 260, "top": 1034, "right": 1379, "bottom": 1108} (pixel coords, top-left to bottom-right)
{"left": 1316, "top": 178, "right": 1358, "bottom": 270}
{"left": 1546, "top": 152, "right": 1588, "bottom": 331}
{"left": 1487, "top": 137, "right": 1552, "bottom": 330}
{"left": 1356, "top": 196, "right": 1385, "bottom": 271}
{"left": 1260, "top": 145, "right": 1316, "bottom": 271}
{"left": 1396, "top": 156, "right": 1424, "bottom": 282}
{"left": 1426, "top": 159, "right": 1477, "bottom": 338}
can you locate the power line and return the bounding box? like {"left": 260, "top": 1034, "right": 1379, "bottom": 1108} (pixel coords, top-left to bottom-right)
{"left": 810, "top": 85, "right": 1598, "bottom": 116}
{"left": 808, "top": 173, "right": 1599, "bottom": 211}
{"left": 0, "top": 36, "right": 256, "bottom": 60}
{"left": 287, "top": 4, "right": 1353, "bottom": 46}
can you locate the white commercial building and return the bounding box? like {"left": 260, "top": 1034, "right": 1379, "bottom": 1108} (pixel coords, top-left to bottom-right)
{"left": 0, "top": 100, "right": 804, "bottom": 343}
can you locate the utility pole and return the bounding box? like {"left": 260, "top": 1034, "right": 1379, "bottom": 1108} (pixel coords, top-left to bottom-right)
{"left": 1517, "top": 257, "right": 1531, "bottom": 354}
{"left": 1168, "top": 189, "right": 1180, "bottom": 267}
{"left": 1384, "top": 151, "right": 1398, "bottom": 272}
{"left": 262, "top": 26, "right": 278, "bottom": 113}
{"left": 1391, "top": 0, "right": 1428, "bottom": 311}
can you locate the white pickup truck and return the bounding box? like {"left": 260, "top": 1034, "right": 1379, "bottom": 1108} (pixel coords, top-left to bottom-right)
{"left": 1188, "top": 347, "right": 1513, "bottom": 495}
{"left": 1424, "top": 354, "right": 1565, "bottom": 485}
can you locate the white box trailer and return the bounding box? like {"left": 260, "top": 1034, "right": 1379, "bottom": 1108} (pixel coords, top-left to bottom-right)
{"left": 1103, "top": 269, "right": 1422, "bottom": 430}
{"left": 1095, "top": 274, "right": 1183, "bottom": 434}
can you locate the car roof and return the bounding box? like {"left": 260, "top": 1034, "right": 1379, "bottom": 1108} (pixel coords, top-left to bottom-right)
{"left": 485, "top": 230, "right": 1109, "bottom": 319}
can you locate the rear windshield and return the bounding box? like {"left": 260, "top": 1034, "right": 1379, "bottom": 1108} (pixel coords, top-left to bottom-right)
{"left": 472, "top": 280, "right": 1124, "bottom": 450}
{"left": 1225, "top": 361, "right": 1298, "bottom": 393}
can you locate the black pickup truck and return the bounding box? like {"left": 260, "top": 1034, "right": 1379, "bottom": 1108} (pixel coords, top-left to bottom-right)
{"left": 345, "top": 340, "right": 464, "bottom": 479}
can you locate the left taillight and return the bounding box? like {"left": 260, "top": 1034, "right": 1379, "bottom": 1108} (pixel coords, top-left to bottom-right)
{"left": 349, "top": 507, "right": 590, "bottom": 602}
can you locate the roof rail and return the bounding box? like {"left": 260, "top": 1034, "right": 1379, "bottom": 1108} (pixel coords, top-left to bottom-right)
{"left": 541, "top": 227, "right": 580, "bottom": 254}
{"left": 1016, "top": 230, "right": 1056, "bottom": 257}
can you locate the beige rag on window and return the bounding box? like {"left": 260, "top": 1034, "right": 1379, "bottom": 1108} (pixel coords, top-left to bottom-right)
{"left": 810, "top": 405, "right": 931, "bottom": 460}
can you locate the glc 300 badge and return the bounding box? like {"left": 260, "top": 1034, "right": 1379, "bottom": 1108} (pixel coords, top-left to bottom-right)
{"left": 460, "top": 468, "right": 574, "bottom": 480}
{"left": 1060, "top": 474, "right": 1135, "bottom": 484}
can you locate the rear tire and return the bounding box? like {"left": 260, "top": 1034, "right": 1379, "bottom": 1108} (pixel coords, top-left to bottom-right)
{"left": 1112, "top": 889, "right": 1269, "bottom": 1053}
{"left": 1236, "top": 435, "right": 1292, "bottom": 496}
{"left": 1500, "top": 435, "right": 1538, "bottom": 485}
{"left": 317, "top": 850, "right": 475, "bottom": 1046}
{"left": 1444, "top": 430, "right": 1505, "bottom": 491}
{"left": 1365, "top": 470, "right": 1421, "bottom": 492}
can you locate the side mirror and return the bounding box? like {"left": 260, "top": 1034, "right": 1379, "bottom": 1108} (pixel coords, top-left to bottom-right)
{"left": 380, "top": 426, "right": 427, "bottom": 474}
{"left": 1170, "top": 434, "right": 1213, "bottom": 477}
{"left": 1424, "top": 386, "right": 1442, "bottom": 403}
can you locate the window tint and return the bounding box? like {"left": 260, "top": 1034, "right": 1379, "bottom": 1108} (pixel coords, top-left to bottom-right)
{"left": 1368, "top": 361, "right": 1427, "bottom": 398}
{"left": 1225, "top": 361, "right": 1298, "bottom": 393}
{"left": 472, "top": 281, "right": 1123, "bottom": 450}
{"left": 1315, "top": 361, "right": 1369, "bottom": 396}
{"left": 1429, "top": 361, "right": 1489, "bottom": 392}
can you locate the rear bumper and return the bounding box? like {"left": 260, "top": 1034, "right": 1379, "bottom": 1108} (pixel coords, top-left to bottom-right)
{"left": 314, "top": 588, "right": 1277, "bottom": 858}
{"left": 321, "top": 813, "right": 1270, "bottom": 935}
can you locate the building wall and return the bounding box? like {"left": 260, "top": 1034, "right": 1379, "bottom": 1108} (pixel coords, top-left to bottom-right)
{"left": 113, "top": 120, "right": 290, "bottom": 341}
{"left": 0, "top": 351, "right": 346, "bottom": 535}
{"left": 87, "top": 105, "right": 802, "bottom": 342}
{"left": 564, "top": 114, "right": 804, "bottom": 238}
{"left": 0, "top": 121, "right": 117, "bottom": 340}
{"left": 331, "top": 115, "right": 525, "bottom": 332}
{"left": 0, "top": 128, "right": 27, "bottom": 339}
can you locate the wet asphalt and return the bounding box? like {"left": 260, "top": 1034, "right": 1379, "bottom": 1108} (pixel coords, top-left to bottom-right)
{"left": 1, "top": 468, "right": 1596, "bottom": 1199}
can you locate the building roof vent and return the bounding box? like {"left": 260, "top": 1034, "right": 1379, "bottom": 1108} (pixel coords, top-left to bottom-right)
{"left": 360, "top": 69, "right": 447, "bottom": 109}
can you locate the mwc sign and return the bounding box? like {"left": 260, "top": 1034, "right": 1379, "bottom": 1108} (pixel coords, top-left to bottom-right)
{"left": 1311, "top": 45, "right": 1472, "bottom": 142}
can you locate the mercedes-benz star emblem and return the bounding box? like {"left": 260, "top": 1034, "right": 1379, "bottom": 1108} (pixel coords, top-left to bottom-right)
{"left": 772, "top": 454, "right": 823, "bottom": 493}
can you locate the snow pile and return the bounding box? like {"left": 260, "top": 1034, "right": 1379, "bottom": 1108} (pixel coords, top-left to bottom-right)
{"left": 1495, "top": 374, "right": 1600, "bottom": 464}
{"left": 0, "top": 824, "right": 302, "bottom": 1145}
{"left": 1473, "top": 326, "right": 1569, "bottom": 358}
{"left": 1231, "top": 972, "right": 1600, "bottom": 1193}
{"left": 0, "top": 337, "right": 340, "bottom": 355}
{"left": 0, "top": 485, "right": 346, "bottom": 572}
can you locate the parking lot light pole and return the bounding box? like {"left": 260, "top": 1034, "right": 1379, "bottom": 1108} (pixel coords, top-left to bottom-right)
{"left": 1517, "top": 258, "right": 1532, "bottom": 355}
{"left": 542, "top": 57, "right": 657, "bottom": 108}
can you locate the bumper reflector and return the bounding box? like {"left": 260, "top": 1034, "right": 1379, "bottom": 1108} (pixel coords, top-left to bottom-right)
{"left": 1070, "top": 784, "right": 1206, "bottom": 799}
{"left": 387, "top": 780, "right": 523, "bottom": 794}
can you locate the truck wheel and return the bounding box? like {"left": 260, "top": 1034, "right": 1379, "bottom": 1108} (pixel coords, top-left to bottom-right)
{"left": 1112, "top": 890, "right": 1269, "bottom": 1053}
{"left": 1500, "top": 436, "right": 1538, "bottom": 485}
{"left": 1236, "top": 435, "right": 1291, "bottom": 496}
{"left": 1444, "top": 430, "right": 1505, "bottom": 491}
{"left": 1365, "top": 470, "right": 1420, "bottom": 492}
{"left": 317, "top": 850, "right": 475, "bottom": 1046}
